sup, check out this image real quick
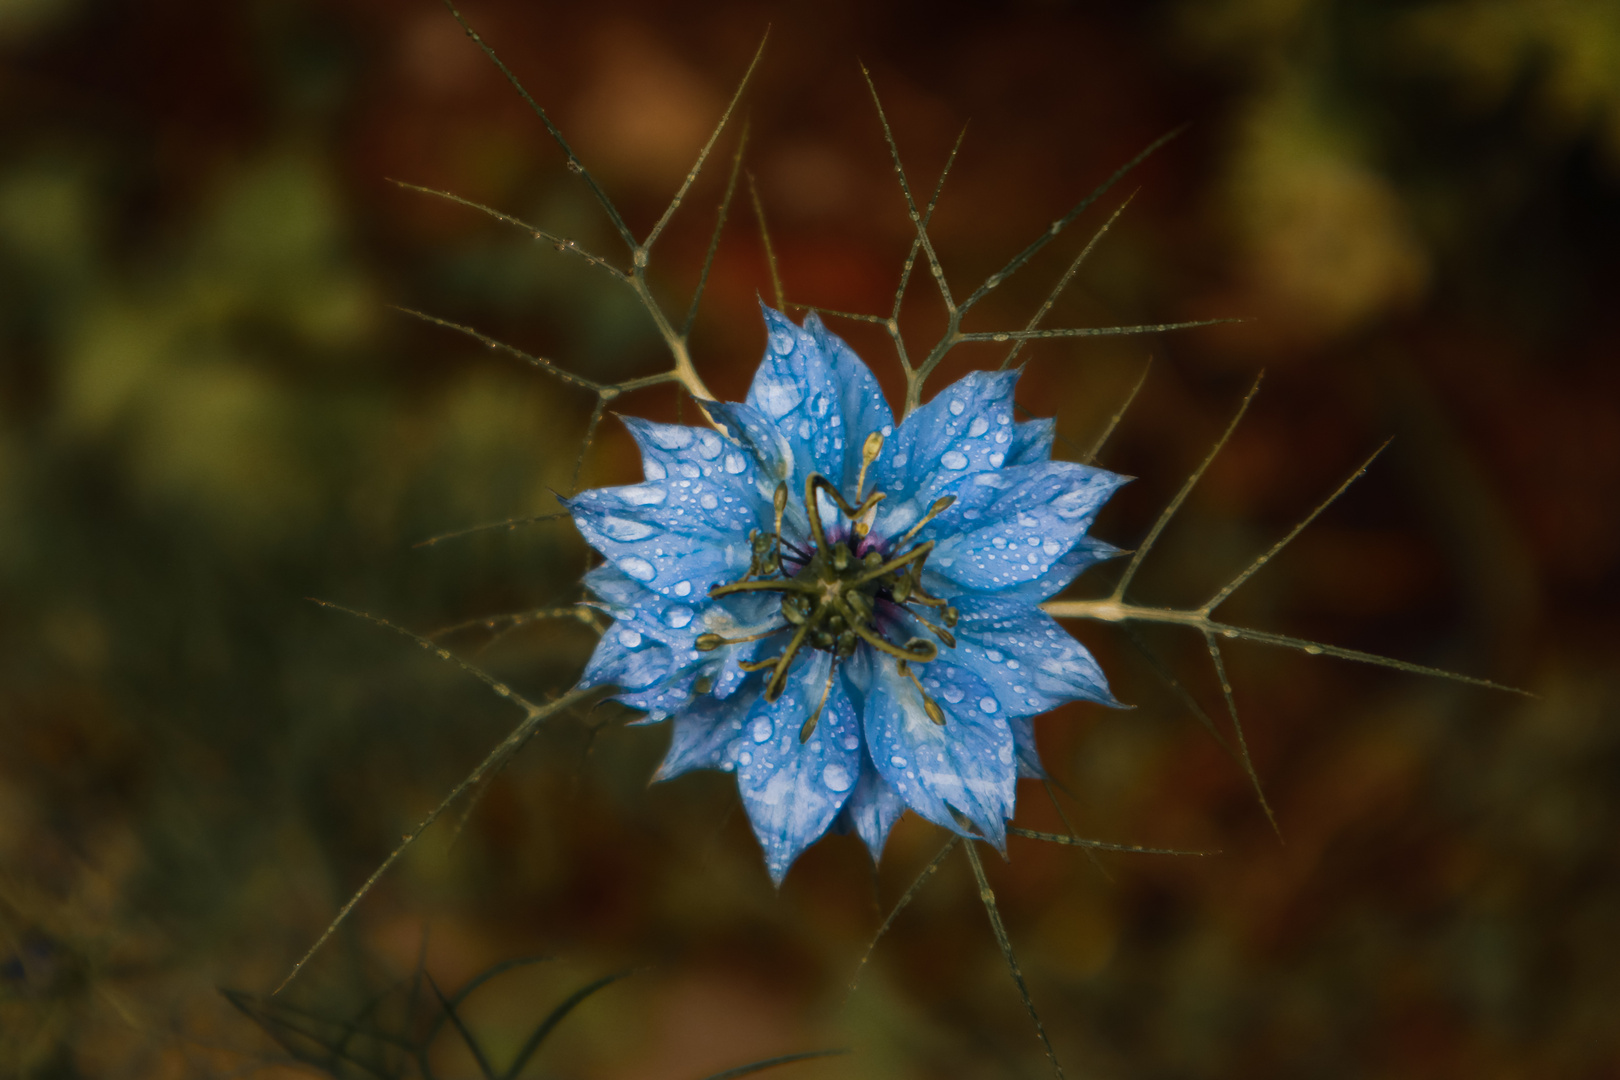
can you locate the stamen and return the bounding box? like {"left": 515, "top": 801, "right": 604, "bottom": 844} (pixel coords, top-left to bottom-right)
{"left": 851, "top": 490, "right": 886, "bottom": 538}
{"left": 900, "top": 661, "right": 946, "bottom": 725}
{"left": 911, "top": 612, "right": 956, "bottom": 648}
{"left": 771, "top": 481, "right": 788, "bottom": 569}
{"left": 766, "top": 616, "right": 821, "bottom": 702}
{"left": 799, "top": 660, "right": 840, "bottom": 742}
{"left": 709, "top": 578, "right": 816, "bottom": 598}
{"left": 695, "top": 626, "right": 785, "bottom": 651}
{"left": 804, "top": 474, "right": 832, "bottom": 554}
{"left": 855, "top": 430, "right": 884, "bottom": 501}
{"left": 849, "top": 540, "right": 934, "bottom": 587}
{"left": 892, "top": 494, "right": 956, "bottom": 549}
{"left": 841, "top": 610, "right": 938, "bottom": 664}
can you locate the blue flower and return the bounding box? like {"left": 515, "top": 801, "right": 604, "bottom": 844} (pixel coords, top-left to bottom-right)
{"left": 569, "top": 306, "right": 1127, "bottom": 883}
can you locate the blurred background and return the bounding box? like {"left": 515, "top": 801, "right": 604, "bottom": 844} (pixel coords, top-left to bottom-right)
{"left": 2, "top": 0, "right": 1617, "bottom": 1076}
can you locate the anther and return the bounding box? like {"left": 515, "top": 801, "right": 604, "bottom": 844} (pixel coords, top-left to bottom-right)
{"left": 900, "top": 661, "right": 946, "bottom": 725}
{"left": 799, "top": 660, "right": 840, "bottom": 743}
{"left": 696, "top": 627, "right": 785, "bottom": 651}
{"left": 893, "top": 494, "right": 957, "bottom": 549}
{"left": 693, "top": 676, "right": 714, "bottom": 694}
{"left": 855, "top": 430, "right": 884, "bottom": 501}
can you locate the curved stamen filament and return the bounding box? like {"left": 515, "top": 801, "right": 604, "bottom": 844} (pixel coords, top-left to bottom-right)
{"left": 855, "top": 430, "right": 884, "bottom": 502}
{"left": 849, "top": 540, "right": 934, "bottom": 586}
{"left": 799, "top": 660, "right": 840, "bottom": 743}
{"left": 765, "top": 612, "right": 823, "bottom": 702}
{"left": 771, "top": 481, "right": 788, "bottom": 570}
{"left": 897, "top": 659, "right": 946, "bottom": 725}
{"left": 695, "top": 625, "right": 786, "bottom": 651}
{"left": 838, "top": 601, "right": 937, "bottom": 664}
{"left": 891, "top": 494, "right": 956, "bottom": 550}
{"left": 709, "top": 578, "right": 817, "bottom": 598}
{"left": 910, "top": 612, "right": 956, "bottom": 648}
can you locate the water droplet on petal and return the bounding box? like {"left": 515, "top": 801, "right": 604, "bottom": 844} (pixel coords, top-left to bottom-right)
{"left": 751, "top": 718, "right": 773, "bottom": 743}
{"left": 822, "top": 763, "right": 852, "bottom": 792}
{"left": 941, "top": 451, "right": 968, "bottom": 470}
{"left": 673, "top": 580, "right": 692, "bottom": 596}
{"left": 618, "top": 556, "right": 655, "bottom": 581}
{"left": 618, "top": 628, "right": 643, "bottom": 647}
{"left": 979, "top": 696, "right": 999, "bottom": 713}
{"left": 663, "top": 608, "right": 693, "bottom": 629}
{"left": 700, "top": 492, "right": 718, "bottom": 510}
{"left": 618, "top": 484, "right": 667, "bottom": 506}
{"left": 948, "top": 398, "right": 966, "bottom": 416}
{"left": 967, "top": 417, "right": 989, "bottom": 437}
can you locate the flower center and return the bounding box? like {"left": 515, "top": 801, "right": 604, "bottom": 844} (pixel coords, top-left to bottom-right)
{"left": 702, "top": 432, "right": 960, "bottom": 741}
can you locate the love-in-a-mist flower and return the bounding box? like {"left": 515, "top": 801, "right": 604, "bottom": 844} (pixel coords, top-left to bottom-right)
{"left": 569, "top": 306, "right": 1127, "bottom": 883}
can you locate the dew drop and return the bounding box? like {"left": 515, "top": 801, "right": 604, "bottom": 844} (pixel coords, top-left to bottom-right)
{"left": 618, "top": 484, "right": 667, "bottom": 506}
{"left": 673, "top": 580, "right": 692, "bottom": 596}
{"left": 941, "top": 450, "right": 969, "bottom": 470}
{"left": 651, "top": 426, "right": 694, "bottom": 450}
{"left": 699, "top": 492, "right": 719, "bottom": 510}
{"left": 618, "top": 556, "right": 655, "bottom": 581}
{"left": 752, "top": 718, "right": 773, "bottom": 743}
{"left": 989, "top": 453, "right": 1005, "bottom": 467}
{"left": 941, "top": 685, "right": 965, "bottom": 704}
{"left": 618, "top": 629, "right": 643, "bottom": 648}
{"left": 967, "top": 416, "right": 990, "bottom": 437}
{"left": 644, "top": 460, "right": 667, "bottom": 480}
{"left": 723, "top": 452, "right": 746, "bottom": 475}
{"left": 822, "top": 763, "right": 852, "bottom": 792}
{"left": 663, "top": 608, "right": 693, "bottom": 629}
{"left": 1304, "top": 644, "right": 1323, "bottom": 655}
{"left": 948, "top": 398, "right": 966, "bottom": 416}
{"left": 979, "top": 696, "right": 999, "bottom": 713}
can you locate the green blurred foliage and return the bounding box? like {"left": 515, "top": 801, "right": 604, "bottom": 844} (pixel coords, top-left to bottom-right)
{"left": 0, "top": 1, "right": 1616, "bottom": 1077}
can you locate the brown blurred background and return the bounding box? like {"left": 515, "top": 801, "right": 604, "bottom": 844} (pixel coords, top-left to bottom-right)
{"left": 2, "top": 0, "right": 1617, "bottom": 1077}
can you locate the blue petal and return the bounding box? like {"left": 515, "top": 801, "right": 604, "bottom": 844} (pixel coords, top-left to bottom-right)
{"left": 584, "top": 565, "right": 786, "bottom": 718}
{"left": 655, "top": 690, "right": 753, "bottom": 780}
{"left": 620, "top": 416, "right": 763, "bottom": 500}
{"left": 701, "top": 399, "right": 794, "bottom": 492}
{"left": 802, "top": 311, "right": 895, "bottom": 489}
{"left": 839, "top": 753, "right": 907, "bottom": 862}
{"left": 1006, "top": 417, "right": 1054, "bottom": 465}
{"left": 1009, "top": 715, "right": 1044, "bottom": 778}
{"left": 747, "top": 306, "right": 893, "bottom": 496}
{"left": 734, "top": 653, "right": 861, "bottom": 884}
{"left": 943, "top": 594, "right": 1121, "bottom": 716}
{"left": 871, "top": 369, "right": 1021, "bottom": 509}
{"left": 578, "top": 625, "right": 675, "bottom": 695}
{"left": 993, "top": 534, "right": 1125, "bottom": 603}
{"left": 568, "top": 478, "right": 759, "bottom": 600}
{"left": 924, "top": 461, "right": 1128, "bottom": 595}
{"left": 864, "top": 658, "right": 1017, "bottom": 847}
